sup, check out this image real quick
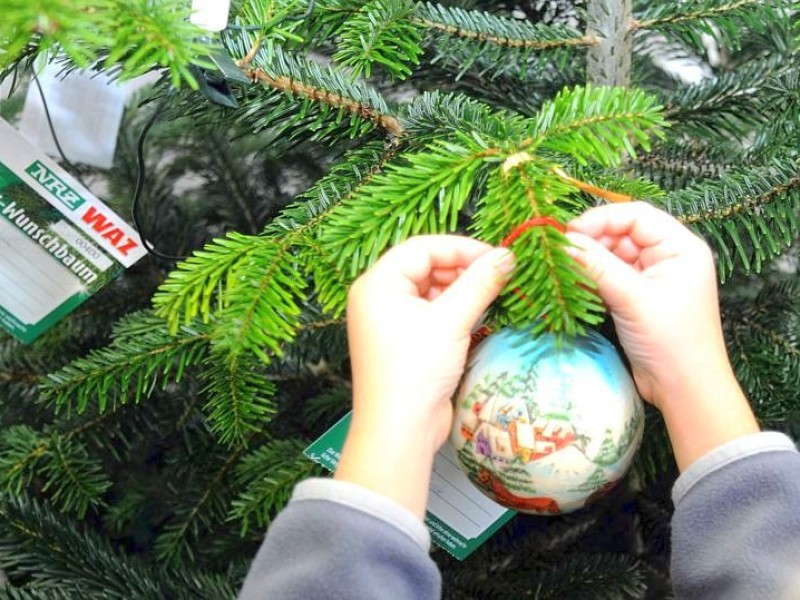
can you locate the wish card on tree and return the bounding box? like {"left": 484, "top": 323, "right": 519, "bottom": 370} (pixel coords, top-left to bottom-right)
{"left": 305, "top": 412, "right": 516, "bottom": 560}
{"left": 0, "top": 119, "right": 146, "bottom": 344}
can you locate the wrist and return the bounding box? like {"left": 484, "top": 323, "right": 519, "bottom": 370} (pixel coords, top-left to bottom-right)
{"left": 648, "top": 349, "right": 738, "bottom": 411}
{"left": 656, "top": 368, "right": 760, "bottom": 472}
{"left": 349, "top": 385, "right": 453, "bottom": 454}
{"left": 334, "top": 418, "right": 439, "bottom": 520}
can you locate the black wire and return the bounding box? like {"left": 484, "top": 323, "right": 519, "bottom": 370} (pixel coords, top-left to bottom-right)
{"left": 34, "top": 70, "right": 187, "bottom": 262}
{"left": 31, "top": 73, "right": 91, "bottom": 191}
{"left": 131, "top": 93, "right": 188, "bottom": 262}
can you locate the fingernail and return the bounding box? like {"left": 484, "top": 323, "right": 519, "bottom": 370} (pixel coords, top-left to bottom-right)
{"left": 564, "top": 232, "right": 585, "bottom": 257}
{"left": 491, "top": 248, "right": 515, "bottom": 274}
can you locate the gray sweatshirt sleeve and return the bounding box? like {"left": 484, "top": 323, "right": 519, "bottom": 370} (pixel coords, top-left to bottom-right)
{"left": 238, "top": 478, "right": 441, "bottom": 600}
{"left": 671, "top": 431, "right": 800, "bottom": 599}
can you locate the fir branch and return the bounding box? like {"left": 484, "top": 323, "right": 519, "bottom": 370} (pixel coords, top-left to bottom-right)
{"left": 41, "top": 312, "right": 210, "bottom": 415}
{"left": 512, "top": 553, "right": 646, "bottom": 599}
{"left": 400, "top": 90, "right": 529, "bottom": 147}
{"left": 416, "top": 3, "right": 594, "bottom": 80}
{"left": 574, "top": 167, "right": 666, "bottom": 201}
{"left": 211, "top": 240, "right": 306, "bottom": 362}
{"left": 153, "top": 233, "right": 273, "bottom": 331}
{"left": 635, "top": 0, "right": 774, "bottom": 31}
{"left": 633, "top": 0, "right": 789, "bottom": 51}
{"left": 38, "top": 435, "right": 111, "bottom": 518}
{"left": 201, "top": 354, "right": 277, "bottom": 446}
{"left": 527, "top": 85, "right": 668, "bottom": 167}
{"left": 269, "top": 142, "right": 395, "bottom": 242}
{"left": 474, "top": 163, "right": 604, "bottom": 336}
{"left": 0, "top": 588, "right": 83, "bottom": 599}
{"left": 725, "top": 280, "right": 800, "bottom": 425}
{"left": 155, "top": 143, "right": 392, "bottom": 333}
{"left": 0, "top": 0, "right": 212, "bottom": 88}
{"left": 321, "top": 137, "right": 494, "bottom": 276}
{"left": 334, "top": 0, "right": 424, "bottom": 80}
{"left": 0, "top": 426, "right": 46, "bottom": 495}
{"left": 289, "top": 142, "right": 396, "bottom": 315}
{"left": 228, "top": 439, "right": 320, "bottom": 535}
{"left": 0, "top": 427, "right": 110, "bottom": 519}
{"left": 635, "top": 139, "right": 744, "bottom": 189}
{"left": 416, "top": 3, "right": 597, "bottom": 50}
{"left": 0, "top": 494, "right": 236, "bottom": 599}
{"left": 664, "top": 159, "right": 800, "bottom": 279}
{"left": 301, "top": 386, "right": 352, "bottom": 430}
{"left": 154, "top": 444, "right": 246, "bottom": 566}
{"left": 224, "top": 32, "right": 403, "bottom": 137}
{"left": 663, "top": 57, "right": 789, "bottom": 141}
{"left": 301, "top": 239, "right": 354, "bottom": 316}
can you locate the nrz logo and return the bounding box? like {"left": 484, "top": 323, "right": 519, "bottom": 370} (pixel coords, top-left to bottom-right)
{"left": 25, "top": 160, "right": 86, "bottom": 211}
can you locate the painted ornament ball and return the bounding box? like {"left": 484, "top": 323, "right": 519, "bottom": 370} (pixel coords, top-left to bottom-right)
{"left": 450, "top": 327, "right": 644, "bottom": 514}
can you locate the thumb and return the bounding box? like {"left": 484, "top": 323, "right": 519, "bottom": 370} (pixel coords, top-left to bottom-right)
{"left": 434, "top": 247, "right": 515, "bottom": 334}
{"left": 565, "top": 232, "right": 642, "bottom": 313}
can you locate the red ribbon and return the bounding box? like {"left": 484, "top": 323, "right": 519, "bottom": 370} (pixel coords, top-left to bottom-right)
{"left": 469, "top": 217, "right": 566, "bottom": 351}
{"left": 501, "top": 217, "right": 566, "bottom": 248}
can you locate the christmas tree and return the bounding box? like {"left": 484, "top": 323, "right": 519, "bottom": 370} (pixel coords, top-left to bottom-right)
{"left": 1, "top": 0, "right": 799, "bottom": 597}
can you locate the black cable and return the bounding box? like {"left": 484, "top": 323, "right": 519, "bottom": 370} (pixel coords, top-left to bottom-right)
{"left": 31, "top": 73, "right": 91, "bottom": 190}
{"left": 34, "top": 70, "right": 187, "bottom": 262}
{"left": 130, "top": 93, "right": 188, "bottom": 262}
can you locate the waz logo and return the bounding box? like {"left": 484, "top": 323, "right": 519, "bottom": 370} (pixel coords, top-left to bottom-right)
{"left": 25, "top": 160, "right": 86, "bottom": 211}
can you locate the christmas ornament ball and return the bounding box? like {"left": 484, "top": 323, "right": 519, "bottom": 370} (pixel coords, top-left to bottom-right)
{"left": 450, "top": 327, "right": 644, "bottom": 514}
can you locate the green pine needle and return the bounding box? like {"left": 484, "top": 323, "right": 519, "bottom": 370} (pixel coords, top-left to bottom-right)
{"left": 228, "top": 439, "right": 320, "bottom": 535}
{"left": 41, "top": 312, "right": 210, "bottom": 415}
{"left": 664, "top": 158, "right": 800, "bottom": 279}
{"left": 334, "top": 0, "right": 424, "bottom": 80}
{"left": 529, "top": 84, "right": 668, "bottom": 167}
{"left": 321, "top": 137, "right": 489, "bottom": 276}
{"left": 201, "top": 353, "right": 277, "bottom": 446}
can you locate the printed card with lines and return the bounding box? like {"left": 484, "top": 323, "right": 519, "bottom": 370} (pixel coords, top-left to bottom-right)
{"left": 0, "top": 119, "right": 145, "bottom": 343}
{"left": 304, "top": 412, "right": 516, "bottom": 560}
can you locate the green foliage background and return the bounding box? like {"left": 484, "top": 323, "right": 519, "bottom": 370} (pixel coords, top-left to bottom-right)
{"left": 1, "top": 0, "right": 800, "bottom": 597}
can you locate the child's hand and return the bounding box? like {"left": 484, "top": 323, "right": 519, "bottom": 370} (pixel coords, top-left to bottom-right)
{"left": 566, "top": 202, "right": 722, "bottom": 409}
{"left": 567, "top": 202, "right": 759, "bottom": 470}
{"left": 336, "top": 236, "right": 514, "bottom": 517}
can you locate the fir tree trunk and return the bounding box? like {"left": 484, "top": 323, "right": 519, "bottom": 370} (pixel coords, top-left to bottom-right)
{"left": 586, "top": 0, "right": 633, "bottom": 86}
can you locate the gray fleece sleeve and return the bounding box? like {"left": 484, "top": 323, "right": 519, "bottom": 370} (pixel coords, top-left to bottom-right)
{"left": 671, "top": 432, "right": 800, "bottom": 600}
{"left": 238, "top": 478, "right": 441, "bottom": 600}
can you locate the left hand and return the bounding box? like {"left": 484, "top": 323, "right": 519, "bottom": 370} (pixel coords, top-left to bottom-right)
{"left": 337, "top": 236, "right": 514, "bottom": 518}
{"left": 346, "top": 235, "right": 515, "bottom": 453}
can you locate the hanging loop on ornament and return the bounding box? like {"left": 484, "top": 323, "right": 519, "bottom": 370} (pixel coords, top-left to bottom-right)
{"left": 468, "top": 217, "right": 566, "bottom": 352}
{"left": 501, "top": 217, "right": 567, "bottom": 248}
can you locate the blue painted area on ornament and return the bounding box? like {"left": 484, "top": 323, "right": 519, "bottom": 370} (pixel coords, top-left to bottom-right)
{"left": 450, "top": 326, "right": 644, "bottom": 515}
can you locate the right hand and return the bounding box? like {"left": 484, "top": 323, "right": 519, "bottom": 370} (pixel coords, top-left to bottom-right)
{"left": 565, "top": 202, "right": 733, "bottom": 412}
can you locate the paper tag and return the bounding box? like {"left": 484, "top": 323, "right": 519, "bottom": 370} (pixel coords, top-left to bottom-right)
{"left": 0, "top": 118, "right": 145, "bottom": 343}
{"left": 19, "top": 65, "right": 132, "bottom": 169}
{"left": 304, "top": 412, "right": 516, "bottom": 560}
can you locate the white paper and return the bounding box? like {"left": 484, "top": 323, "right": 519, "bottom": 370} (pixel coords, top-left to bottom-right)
{"left": 428, "top": 443, "right": 509, "bottom": 540}
{"left": 0, "top": 216, "right": 83, "bottom": 324}
{"left": 19, "top": 66, "right": 129, "bottom": 169}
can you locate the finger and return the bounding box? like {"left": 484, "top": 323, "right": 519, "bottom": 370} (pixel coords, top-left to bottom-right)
{"left": 433, "top": 248, "right": 515, "bottom": 334}
{"left": 430, "top": 267, "right": 463, "bottom": 287}
{"left": 568, "top": 202, "right": 693, "bottom": 250}
{"left": 373, "top": 235, "right": 495, "bottom": 294}
{"left": 565, "top": 232, "right": 642, "bottom": 313}
{"left": 609, "top": 235, "right": 642, "bottom": 264}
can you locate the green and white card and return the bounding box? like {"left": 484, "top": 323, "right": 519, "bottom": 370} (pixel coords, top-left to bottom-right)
{"left": 304, "top": 412, "right": 516, "bottom": 560}
{"left": 0, "top": 118, "right": 146, "bottom": 343}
